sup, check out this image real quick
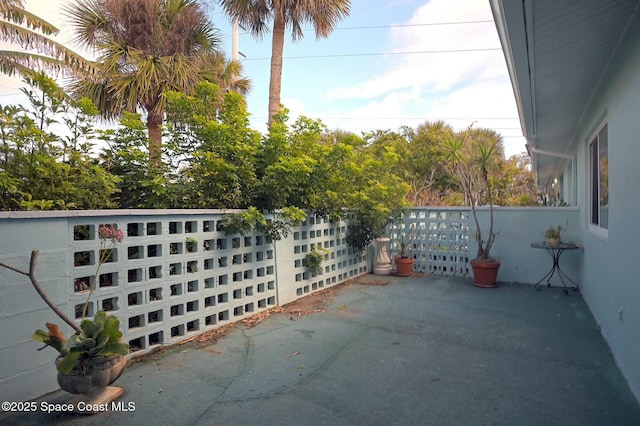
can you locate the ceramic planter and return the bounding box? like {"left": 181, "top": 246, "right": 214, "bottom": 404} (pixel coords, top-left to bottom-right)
{"left": 394, "top": 257, "right": 414, "bottom": 277}
{"left": 470, "top": 259, "right": 501, "bottom": 288}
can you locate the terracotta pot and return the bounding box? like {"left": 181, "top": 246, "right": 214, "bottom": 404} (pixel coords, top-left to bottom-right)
{"left": 394, "top": 257, "right": 414, "bottom": 277}
{"left": 56, "top": 354, "right": 126, "bottom": 397}
{"left": 470, "top": 259, "right": 501, "bottom": 288}
{"left": 545, "top": 238, "right": 560, "bottom": 245}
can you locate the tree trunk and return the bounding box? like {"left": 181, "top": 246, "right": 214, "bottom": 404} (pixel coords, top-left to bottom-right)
{"left": 268, "top": 12, "right": 286, "bottom": 125}
{"left": 147, "top": 109, "right": 163, "bottom": 167}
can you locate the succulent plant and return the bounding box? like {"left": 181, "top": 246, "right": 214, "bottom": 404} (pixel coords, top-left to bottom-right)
{"left": 32, "top": 310, "right": 129, "bottom": 375}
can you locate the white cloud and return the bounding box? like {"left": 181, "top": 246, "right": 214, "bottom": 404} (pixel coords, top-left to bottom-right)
{"left": 327, "top": 0, "right": 500, "bottom": 100}
{"left": 322, "top": 0, "right": 525, "bottom": 156}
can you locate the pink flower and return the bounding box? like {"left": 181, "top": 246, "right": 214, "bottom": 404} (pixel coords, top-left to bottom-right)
{"left": 98, "top": 225, "right": 125, "bottom": 244}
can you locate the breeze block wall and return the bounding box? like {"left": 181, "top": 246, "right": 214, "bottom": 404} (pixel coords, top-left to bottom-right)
{"left": 0, "top": 210, "right": 368, "bottom": 402}
{"left": 388, "top": 208, "right": 471, "bottom": 277}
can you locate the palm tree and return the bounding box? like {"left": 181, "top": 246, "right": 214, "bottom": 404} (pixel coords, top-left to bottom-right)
{"left": 200, "top": 50, "right": 252, "bottom": 95}
{"left": 63, "top": 0, "right": 225, "bottom": 164}
{"left": 0, "top": 0, "right": 89, "bottom": 77}
{"left": 218, "top": 0, "right": 351, "bottom": 125}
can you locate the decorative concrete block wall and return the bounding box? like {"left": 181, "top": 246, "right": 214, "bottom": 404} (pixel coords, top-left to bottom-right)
{"left": 0, "top": 210, "right": 367, "bottom": 402}
{"left": 389, "top": 208, "right": 471, "bottom": 277}
{"left": 275, "top": 214, "right": 368, "bottom": 306}
{"left": 0, "top": 206, "right": 581, "bottom": 402}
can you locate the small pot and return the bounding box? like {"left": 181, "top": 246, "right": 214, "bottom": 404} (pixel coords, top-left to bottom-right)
{"left": 394, "top": 256, "right": 414, "bottom": 277}
{"left": 56, "top": 354, "right": 126, "bottom": 397}
{"left": 545, "top": 238, "right": 560, "bottom": 245}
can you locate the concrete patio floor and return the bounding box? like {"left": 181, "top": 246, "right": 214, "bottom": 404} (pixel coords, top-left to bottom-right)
{"left": 2, "top": 274, "right": 640, "bottom": 426}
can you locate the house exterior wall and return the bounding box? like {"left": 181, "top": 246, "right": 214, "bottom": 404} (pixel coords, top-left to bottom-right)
{"left": 569, "top": 13, "right": 640, "bottom": 399}
{"left": 480, "top": 207, "right": 581, "bottom": 284}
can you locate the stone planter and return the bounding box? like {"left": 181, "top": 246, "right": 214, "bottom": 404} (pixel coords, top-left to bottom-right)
{"left": 373, "top": 237, "right": 392, "bottom": 275}
{"left": 56, "top": 354, "right": 126, "bottom": 397}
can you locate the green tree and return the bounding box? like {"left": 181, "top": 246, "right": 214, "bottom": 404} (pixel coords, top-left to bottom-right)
{"left": 199, "top": 51, "right": 252, "bottom": 96}
{"left": 494, "top": 153, "right": 538, "bottom": 206}
{"left": 98, "top": 112, "right": 176, "bottom": 209}
{"left": 256, "top": 114, "right": 326, "bottom": 210}
{"left": 406, "top": 121, "right": 456, "bottom": 206}
{"left": 219, "top": 0, "right": 351, "bottom": 124}
{"left": 442, "top": 126, "right": 504, "bottom": 260}
{"left": 0, "top": 0, "right": 89, "bottom": 77}
{"left": 64, "top": 0, "right": 223, "bottom": 164}
{"left": 165, "top": 81, "right": 261, "bottom": 208}
{"left": 0, "top": 73, "right": 118, "bottom": 210}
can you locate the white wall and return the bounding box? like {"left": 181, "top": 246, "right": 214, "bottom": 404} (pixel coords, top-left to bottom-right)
{"left": 568, "top": 13, "right": 640, "bottom": 400}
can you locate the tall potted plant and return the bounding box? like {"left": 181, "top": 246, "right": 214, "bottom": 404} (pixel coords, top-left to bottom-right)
{"left": 444, "top": 126, "right": 502, "bottom": 287}
{"left": 394, "top": 237, "right": 415, "bottom": 277}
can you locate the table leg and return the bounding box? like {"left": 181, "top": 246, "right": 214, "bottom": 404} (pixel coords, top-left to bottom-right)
{"left": 556, "top": 257, "right": 579, "bottom": 295}
{"left": 534, "top": 249, "right": 558, "bottom": 291}
{"left": 534, "top": 248, "right": 579, "bottom": 294}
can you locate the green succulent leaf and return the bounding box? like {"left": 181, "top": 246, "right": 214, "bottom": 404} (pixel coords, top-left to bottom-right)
{"left": 102, "top": 314, "right": 122, "bottom": 340}
{"left": 57, "top": 350, "right": 83, "bottom": 375}
{"left": 80, "top": 318, "right": 103, "bottom": 339}
{"left": 97, "top": 342, "right": 130, "bottom": 357}
{"left": 95, "top": 333, "right": 109, "bottom": 351}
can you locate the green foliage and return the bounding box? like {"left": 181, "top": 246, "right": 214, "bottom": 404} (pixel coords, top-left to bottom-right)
{"left": 64, "top": 0, "right": 223, "bottom": 162}
{"left": 257, "top": 206, "right": 307, "bottom": 241}
{"left": 32, "top": 328, "right": 65, "bottom": 353}
{"left": 305, "top": 246, "right": 330, "bottom": 275}
{"left": 442, "top": 126, "right": 504, "bottom": 260}
{"left": 0, "top": 1, "right": 90, "bottom": 78}
{"left": 0, "top": 75, "right": 532, "bottom": 218}
{"left": 220, "top": 207, "right": 266, "bottom": 236}
{"left": 220, "top": 206, "right": 307, "bottom": 242}
{"left": 99, "top": 112, "right": 174, "bottom": 209}
{"left": 165, "top": 82, "right": 261, "bottom": 209}
{"left": 0, "top": 73, "right": 118, "bottom": 211}
{"left": 544, "top": 226, "right": 562, "bottom": 240}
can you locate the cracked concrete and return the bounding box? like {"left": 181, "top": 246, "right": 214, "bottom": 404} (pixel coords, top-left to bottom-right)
{"left": 3, "top": 274, "right": 640, "bottom": 426}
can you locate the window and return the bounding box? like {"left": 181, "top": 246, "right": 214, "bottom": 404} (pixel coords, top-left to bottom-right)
{"left": 589, "top": 124, "right": 608, "bottom": 229}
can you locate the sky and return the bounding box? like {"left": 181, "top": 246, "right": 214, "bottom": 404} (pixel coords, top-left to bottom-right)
{"left": 0, "top": 0, "right": 526, "bottom": 158}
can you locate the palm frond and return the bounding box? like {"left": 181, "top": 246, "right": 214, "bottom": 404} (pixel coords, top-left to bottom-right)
{"left": 0, "top": 0, "right": 59, "bottom": 35}
{"left": 0, "top": 50, "right": 65, "bottom": 77}
{"left": 0, "top": 2, "right": 93, "bottom": 76}
{"left": 218, "top": 0, "right": 272, "bottom": 40}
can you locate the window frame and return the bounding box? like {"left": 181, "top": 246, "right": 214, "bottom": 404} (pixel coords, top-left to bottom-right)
{"left": 588, "top": 122, "right": 608, "bottom": 231}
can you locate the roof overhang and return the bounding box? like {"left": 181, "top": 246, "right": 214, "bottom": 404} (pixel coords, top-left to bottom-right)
{"left": 490, "top": 0, "right": 640, "bottom": 186}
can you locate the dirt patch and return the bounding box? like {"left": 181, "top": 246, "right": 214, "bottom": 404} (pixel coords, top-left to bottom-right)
{"left": 126, "top": 323, "right": 238, "bottom": 366}
{"left": 355, "top": 277, "right": 390, "bottom": 286}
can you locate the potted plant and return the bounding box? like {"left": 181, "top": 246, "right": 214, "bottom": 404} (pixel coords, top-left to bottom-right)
{"left": 394, "top": 237, "right": 415, "bottom": 277}
{"left": 544, "top": 226, "right": 562, "bottom": 245}
{"left": 444, "top": 126, "right": 502, "bottom": 288}
{"left": 0, "top": 225, "right": 129, "bottom": 403}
